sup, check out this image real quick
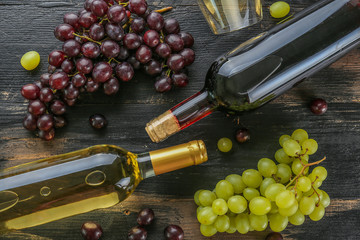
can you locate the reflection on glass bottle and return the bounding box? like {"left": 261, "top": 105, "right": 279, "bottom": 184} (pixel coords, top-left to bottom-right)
{"left": 0, "top": 141, "right": 207, "bottom": 233}
{"left": 146, "top": 0, "right": 360, "bottom": 143}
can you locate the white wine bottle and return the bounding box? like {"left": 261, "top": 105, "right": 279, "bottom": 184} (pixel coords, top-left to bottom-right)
{"left": 0, "top": 140, "right": 207, "bottom": 233}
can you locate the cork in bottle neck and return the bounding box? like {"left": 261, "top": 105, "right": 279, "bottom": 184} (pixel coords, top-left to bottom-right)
{"left": 145, "top": 110, "right": 181, "bottom": 143}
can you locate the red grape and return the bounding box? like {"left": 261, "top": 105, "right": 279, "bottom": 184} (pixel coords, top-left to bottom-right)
{"left": 106, "top": 22, "right": 125, "bottom": 41}
{"left": 49, "top": 71, "right": 69, "bottom": 90}
{"left": 40, "top": 73, "right": 51, "bottom": 86}
{"left": 128, "top": 0, "right": 148, "bottom": 15}
{"left": 107, "top": 5, "right": 126, "bottom": 23}
{"left": 92, "top": 61, "right": 113, "bottom": 83}
{"left": 167, "top": 54, "right": 185, "bottom": 72}
{"left": 164, "top": 225, "right": 184, "bottom": 240}
{"left": 85, "top": 78, "right": 100, "bottom": 92}
{"left": 21, "top": 84, "right": 40, "bottom": 100}
{"left": 235, "top": 128, "right": 250, "bottom": 143}
{"left": 155, "top": 43, "right": 171, "bottom": 59}
{"left": 81, "top": 222, "right": 103, "bottom": 240}
{"left": 89, "top": 114, "right": 108, "bottom": 129}
{"left": 265, "top": 232, "right": 283, "bottom": 240}
{"left": 179, "top": 32, "right": 194, "bottom": 48}
{"left": 143, "top": 30, "right": 160, "bottom": 48}
{"left": 155, "top": 75, "right": 172, "bottom": 92}
{"left": 165, "top": 34, "right": 184, "bottom": 52}
{"left": 82, "top": 42, "right": 101, "bottom": 59}
{"left": 50, "top": 100, "right": 66, "bottom": 115}
{"left": 100, "top": 40, "right": 120, "bottom": 58}
{"left": 79, "top": 11, "right": 98, "bottom": 28}
{"left": 310, "top": 98, "right": 327, "bottom": 115}
{"left": 172, "top": 72, "right": 188, "bottom": 87}
{"left": 89, "top": 23, "right": 105, "bottom": 41}
{"left": 38, "top": 128, "right": 55, "bottom": 141}
{"left": 39, "top": 88, "right": 54, "bottom": 103}
{"left": 117, "top": 46, "right": 130, "bottom": 60}
{"left": 179, "top": 48, "right": 195, "bottom": 66}
{"left": 146, "top": 12, "right": 164, "bottom": 31}
{"left": 76, "top": 57, "right": 94, "bottom": 74}
{"left": 63, "top": 13, "right": 80, "bottom": 30}
{"left": 144, "top": 59, "right": 162, "bottom": 76}
{"left": 61, "top": 59, "right": 75, "bottom": 73}
{"left": 163, "top": 18, "right": 180, "bottom": 34}
{"left": 123, "top": 33, "right": 141, "bottom": 50}
{"left": 127, "top": 226, "right": 147, "bottom": 240}
{"left": 62, "top": 39, "right": 81, "bottom": 57}
{"left": 48, "top": 50, "right": 66, "bottom": 67}
{"left": 64, "top": 83, "right": 80, "bottom": 99}
{"left": 23, "top": 114, "right": 38, "bottom": 131}
{"left": 28, "top": 100, "right": 46, "bottom": 116}
{"left": 131, "top": 18, "right": 146, "bottom": 33}
{"left": 72, "top": 73, "right": 87, "bottom": 87}
{"left": 54, "top": 23, "right": 75, "bottom": 41}
{"left": 115, "top": 62, "right": 134, "bottom": 81}
{"left": 137, "top": 208, "right": 155, "bottom": 226}
{"left": 90, "top": 0, "right": 109, "bottom": 17}
{"left": 37, "top": 114, "right": 54, "bottom": 131}
{"left": 136, "top": 45, "right": 152, "bottom": 64}
{"left": 104, "top": 77, "right": 120, "bottom": 95}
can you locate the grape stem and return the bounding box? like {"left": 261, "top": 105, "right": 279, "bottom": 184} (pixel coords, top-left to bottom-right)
{"left": 311, "top": 185, "right": 321, "bottom": 207}
{"left": 72, "top": 33, "right": 102, "bottom": 45}
{"left": 108, "top": 58, "right": 121, "bottom": 64}
{"left": 286, "top": 156, "right": 326, "bottom": 188}
{"left": 155, "top": 6, "right": 173, "bottom": 13}
{"left": 119, "top": 2, "right": 129, "bottom": 7}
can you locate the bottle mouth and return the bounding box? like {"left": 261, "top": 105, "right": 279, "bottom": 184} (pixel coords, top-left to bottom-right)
{"left": 145, "top": 110, "right": 181, "bottom": 143}
{"left": 190, "top": 140, "right": 208, "bottom": 165}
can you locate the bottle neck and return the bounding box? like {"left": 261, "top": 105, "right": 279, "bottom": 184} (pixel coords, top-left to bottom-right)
{"left": 145, "top": 89, "right": 217, "bottom": 143}
{"left": 137, "top": 140, "right": 208, "bottom": 179}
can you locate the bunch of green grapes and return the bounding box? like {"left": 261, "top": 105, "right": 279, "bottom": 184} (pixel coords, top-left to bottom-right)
{"left": 194, "top": 129, "right": 330, "bottom": 237}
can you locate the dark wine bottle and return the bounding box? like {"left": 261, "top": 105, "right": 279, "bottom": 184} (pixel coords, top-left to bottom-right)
{"left": 145, "top": 0, "right": 360, "bottom": 142}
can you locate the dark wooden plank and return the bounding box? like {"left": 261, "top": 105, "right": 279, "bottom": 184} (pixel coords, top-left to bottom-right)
{"left": 0, "top": 0, "right": 360, "bottom": 239}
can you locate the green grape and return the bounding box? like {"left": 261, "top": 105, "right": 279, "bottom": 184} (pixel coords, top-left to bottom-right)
{"left": 288, "top": 209, "right": 305, "bottom": 225}
{"left": 309, "top": 173, "right": 323, "bottom": 188}
{"left": 292, "top": 158, "right": 309, "bottom": 175}
{"left": 197, "top": 206, "right": 205, "bottom": 215}
{"left": 311, "top": 166, "right": 328, "bottom": 181}
{"left": 199, "top": 190, "right": 217, "bottom": 207}
{"left": 276, "top": 190, "right": 296, "bottom": 208}
{"left": 269, "top": 201, "right": 279, "bottom": 214}
{"left": 226, "top": 216, "right": 237, "bottom": 233}
{"left": 270, "top": 1, "right": 290, "bottom": 18}
{"left": 275, "top": 163, "right": 292, "bottom": 184}
{"left": 269, "top": 213, "right": 288, "bottom": 232}
{"left": 21, "top": 51, "right": 41, "bottom": 70}
{"left": 249, "top": 213, "right": 268, "bottom": 231}
{"left": 299, "top": 154, "right": 309, "bottom": 162}
{"left": 212, "top": 198, "right": 228, "bottom": 215}
{"left": 301, "top": 139, "right": 318, "bottom": 155}
{"left": 297, "top": 176, "right": 312, "bottom": 192}
{"left": 320, "top": 190, "right": 330, "bottom": 208}
{"left": 274, "top": 148, "right": 292, "bottom": 164}
{"left": 287, "top": 186, "right": 303, "bottom": 202}
{"left": 278, "top": 200, "right": 298, "bottom": 217}
{"left": 214, "top": 215, "right": 230, "bottom": 232}
{"left": 227, "top": 195, "right": 247, "bottom": 214}
{"left": 242, "top": 169, "right": 263, "bottom": 188}
{"left": 265, "top": 183, "right": 286, "bottom": 201}
{"left": 200, "top": 224, "right": 217, "bottom": 237}
{"left": 309, "top": 203, "right": 325, "bottom": 221}
{"left": 279, "top": 134, "right": 291, "bottom": 147}
{"left": 235, "top": 213, "right": 250, "bottom": 234}
{"left": 197, "top": 206, "right": 218, "bottom": 225}
{"left": 243, "top": 187, "right": 260, "bottom": 201}
{"left": 194, "top": 189, "right": 204, "bottom": 206}
{"left": 260, "top": 178, "right": 276, "bottom": 196}
{"left": 215, "top": 180, "right": 234, "bottom": 200}
{"left": 291, "top": 129, "right": 309, "bottom": 144}
{"left": 299, "top": 196, "right": 315, "bottom": 215}
{"left": 225, "top": 174, "right": 247, "bottom": 194}
{"left": 311, "top": 189, "right": 323, "bottom": 204}
{"left": 283, "top": 139, "right": 301, "bottom": 157}
{"left": 217, "top": 137, "right": 233, "bottom": 152}
{"left": 249, "top": 197, "right": 271, "bottom": 215}
{"left": 257, "top": 158, "right": 278, "bottom": 177}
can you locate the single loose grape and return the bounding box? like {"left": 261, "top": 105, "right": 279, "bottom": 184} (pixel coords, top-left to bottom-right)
{"left": 309, "top": 203, "right": 325, "bottom": 221}
{"left": 265, "top": 183, "right": 286, "bottom": 201}
{"left": 215, "top": 180, "right": 234, "bottom": 200}
{"left": 310, "top": 98, "right": 328, "bottom": 115}
{"left": 283, "top": 139, "right": 301, "bottom": 156}
{"left": 260, "top": 177, "right": 276, "bottom": 196}
{"left": 289, "top": 209, "right": 305, "bottom": 225}
{"left": 299, "top": 196, "right": 315, "bottom": 215}
{"left": 276, "top": 190, "right": 296, "bottom": 208}
{"left": 217, "top": 137, "right": 232, "bottom": 152}
{"left": 227, "top": 195, "right": 247, "bottom": 214}
{"left": 225, "top": 174, "right": 246, "bottom": 194}
{"left": 243, "top": 187, "right": 260, "bottom": 201}
{"left": 270, "top": 1, "right": 290, "bottom": 18}
{"left": 301, "top": 139, "right": 318, "bottom": 155}
{"left": 275, "top": 163, "right": 292, "bottom": 184}
{"left": 312, "top": 166, "right": 328, "bottom": 181}
{"left": 291, "top": 129, "right": 308, "bottom": 144}
{"left": 226, "top": 216, "right": 237, "bottom": 233}
{"left": 258, "top": 158, "right": 277, "bottom": 178}
{"left": 279, "top": 134, "right": 291, "bottom": 147}
{"left": 249, "top": 213, "right": 268, "bottom": 231}
{"left": 274, "top": 148, "right": 292, "bottom": 164}
{"left": 200, "top": 224, "right": 217, "bottom": 237}
{"left": 199, "top": 190, "right": 217, "bottom": 207}
{"left": 194, "top": 189, "right": 203, "bottom": 206}
{"left": 235, "top": 213, "right": 250, "bottom": 234}
{"left": 197, "top": 206, "right": 218, "bottom": 225}
{"left": 214, "top": 215, "right": 230, "bottom": 232}
{"left": 21, "top": 51, "right": 40, "bottom": 70}
{"left": 278, "top": 200, "right": 298, "bottom": 217}
{"left": 242, "top": 169, "right": 263, "bottom": 188}
{"left": 297, "top": 176, "right": 312, "bottom": 192}
{"left": 212, "top": 198, "right": 228, "bottom": 215}
{"left": 249, "top": 197, "right": 271, "bottom": 215}
{"left": 269, "top": 213, "right": 288, "bottom": 232}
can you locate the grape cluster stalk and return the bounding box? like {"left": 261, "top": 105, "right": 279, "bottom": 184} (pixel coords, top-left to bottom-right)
{"left": 21, "top": 0, "right": 195, "bottom": 140}
{"left": 194, "top": 129, "right": 330, "bottom": 236}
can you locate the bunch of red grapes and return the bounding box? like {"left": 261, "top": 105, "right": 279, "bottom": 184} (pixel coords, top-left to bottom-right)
{"left": 21, "top": 0, "right": 195, "bottom": 140}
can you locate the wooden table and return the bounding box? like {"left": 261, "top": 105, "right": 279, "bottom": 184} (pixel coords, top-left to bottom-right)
{"left": 0, "top": 0, "right": 359, "bottom": 239}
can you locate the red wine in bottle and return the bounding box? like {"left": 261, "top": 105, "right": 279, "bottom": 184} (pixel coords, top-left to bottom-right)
{"left": 146, "top": 0, "right": 360, "bottom": 142}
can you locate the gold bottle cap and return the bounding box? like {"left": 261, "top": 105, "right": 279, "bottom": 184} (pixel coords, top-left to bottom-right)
{"left": 145, "top": 110, "right": 181, "bottom": 143}
{"left": 149, "top": 140, "right": 208, "bottom": 175}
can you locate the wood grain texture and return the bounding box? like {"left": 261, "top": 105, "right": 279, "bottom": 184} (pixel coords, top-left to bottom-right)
{"left": 0, "top": 0, "right": 360, "bottom": 239}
